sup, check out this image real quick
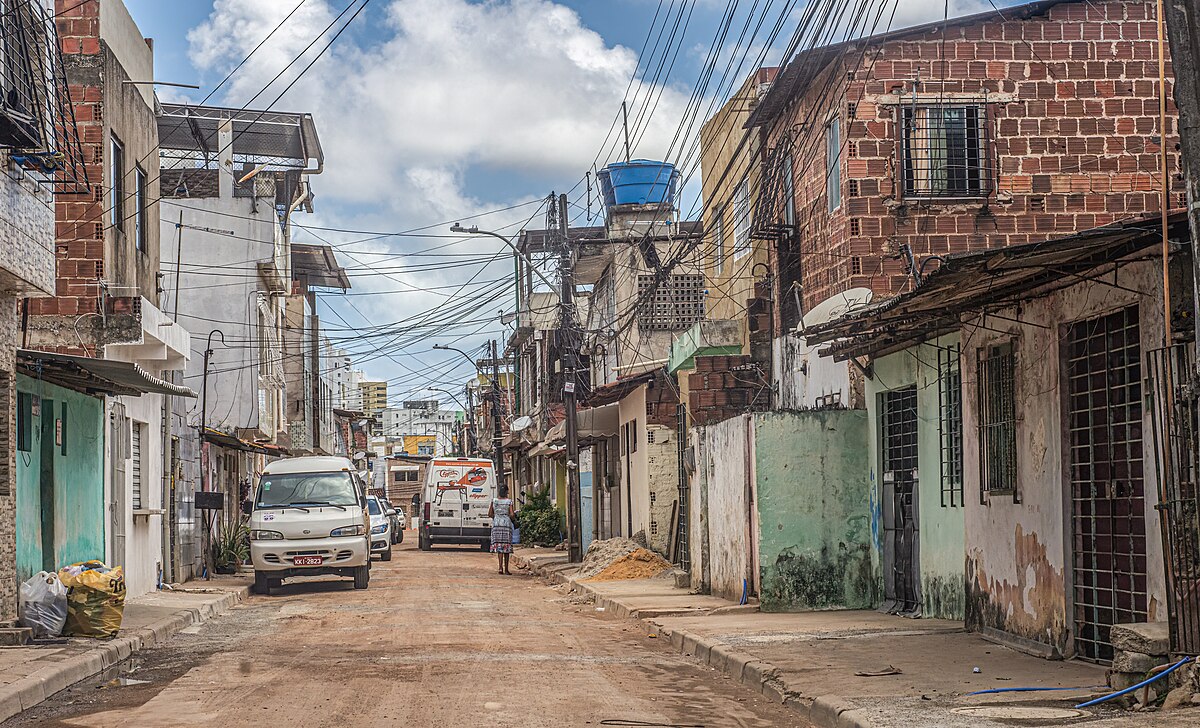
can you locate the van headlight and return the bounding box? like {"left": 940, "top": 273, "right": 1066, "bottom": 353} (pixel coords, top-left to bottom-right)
{"left": 371, "top": 523, "right": 388, "bottom": 534}
{"left": 330, "top": 525, "right": 364, "bottom": 537}
{"left": 250, "top": 530, "right": 283, "bottom": 541}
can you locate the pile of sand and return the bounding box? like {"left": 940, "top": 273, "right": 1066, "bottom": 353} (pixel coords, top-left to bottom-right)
{"left": 577, "top": 537, "right": 643, "bottom": 579}
{"left": 586, "top": 548, "right": 672, "bottom": 582}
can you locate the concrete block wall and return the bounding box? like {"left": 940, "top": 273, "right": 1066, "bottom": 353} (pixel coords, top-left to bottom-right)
{"left": 645, "top": 427, "right": 679, "bottom": 556}
{"left": 0, "top": 304, "right": 17, "bottom": 620}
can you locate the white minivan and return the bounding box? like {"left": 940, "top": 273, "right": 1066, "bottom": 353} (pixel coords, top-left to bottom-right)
{"left": 246, "top": 456, "right": 372, "bottom": 594}
{"left": 418, "top": 458, "right": 496, "bottom": 551}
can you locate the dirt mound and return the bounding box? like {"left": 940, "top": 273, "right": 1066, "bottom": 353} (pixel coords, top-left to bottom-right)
{"left": 577, "top": 537, "right": 642, "bottom": 578}
{"left": 586, "top": 548, "right": 672, "bottom": 582}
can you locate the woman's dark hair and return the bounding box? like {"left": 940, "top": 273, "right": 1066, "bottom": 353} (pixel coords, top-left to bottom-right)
{"left": 497, "top": 483, "right": 509, "bottom": 498}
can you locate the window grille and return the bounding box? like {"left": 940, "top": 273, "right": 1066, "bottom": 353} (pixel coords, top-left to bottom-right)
{"left": 849, "top": 218, "right": 861, "bottom": 237}
{"left": 901, "top": 104, "right": 990, "bottom": 198}
{"left": 0, "top": 2, "right": 89, "bottom": 192}
{"left": 134, "top": 165, "right": 147, "bottom": 251}
{"left": 977, "top": 341, "right": 1017, "bottom": 498}
{"left": 636, "top": 274, "right": 705, "bottom": 331}
{"left": 110, "top": 134, "right": 125, "bottom": 231}
{"left": 938, "top": 343, "right": 964, "bottom": 507}
{"left": 733, "top": 180, "right": 750, "bottom": 259}
{"left": 826, "top": 118, "right": 841, "bottom": 212}
{"left": 851, "top": 256, "right": 862, "bottom": 275}
{"left": 131, "top": 422, "right": 143, "bottom": 510}
{"left": 848, "top": 179, "right": 860, "bottom": 197}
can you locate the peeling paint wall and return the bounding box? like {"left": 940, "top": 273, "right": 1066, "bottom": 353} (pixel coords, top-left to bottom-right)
{"left": 961, "top": 260, "right": 1166, "bottom": 655}
{"left": 754, "top": 410, "right": 878, "bottom": 611}
{"left": 865, "top": 334, "right": 966, "bottom": 620}
{"left": 701, "top": 415, "right": 753, "bottom": 601}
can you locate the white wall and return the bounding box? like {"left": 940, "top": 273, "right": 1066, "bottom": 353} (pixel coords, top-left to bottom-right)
{"left": 161, "top": 197, "right": 278, "bottom": 434}
{"left": 773, "top": 334, "right": 852, "bottom": 409}
{"left": 108, "top": 393, "right": 165, "bottom": 598}
{"left": 700, "top": 414, "right": 755, "bottom": 601}
{"left": 99, "top": 0, "right": 154, "bottom": 108}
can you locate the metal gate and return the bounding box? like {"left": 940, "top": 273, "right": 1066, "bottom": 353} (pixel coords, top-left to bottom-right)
{"left": 882, "top": 386, "right": 920, "bottom": 615}
{"left": 1066, "top": 306, "right": 1147, "bottom": 662}
{"left": 1147, "top": 344, "right": 1200, "bottom": 655}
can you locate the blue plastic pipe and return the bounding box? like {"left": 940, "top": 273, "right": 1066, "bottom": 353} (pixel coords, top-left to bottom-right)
{"left": 966, "top": 686, "right": 1104, "bottom": 696}
{"left": 1075, "top": 656, "right": 1194, "bottom": 709}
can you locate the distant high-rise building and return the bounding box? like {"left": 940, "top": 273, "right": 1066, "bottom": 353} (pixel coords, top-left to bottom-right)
{"left": 359, "top": 380, "right": 388, "bottom": 418}
{"left": 327, "top": 346, "right": 364, "bottom": 410}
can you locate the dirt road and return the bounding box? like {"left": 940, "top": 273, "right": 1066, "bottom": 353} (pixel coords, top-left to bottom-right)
{"left": 6, "top": 541, "right": 805, "bottom": 727}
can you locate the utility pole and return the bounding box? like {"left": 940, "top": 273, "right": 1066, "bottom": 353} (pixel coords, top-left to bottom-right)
{"left": 558, "top": 192, "right": 583, "bottom": 562}
{"left": 199, "top": 329, "right": 224, "bottom": 582}
{"left": 1163, "top": 0, "right": 1200, "bottom": 346}
{"left": 490, "top": 339, "right": 506, "bottom": 492}
{"left": 465, "top": 382, "right": 477, "bottom": 455}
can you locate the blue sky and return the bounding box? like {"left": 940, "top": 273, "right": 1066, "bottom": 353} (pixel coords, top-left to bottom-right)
{"left": 127, "top": 0, "right": 1011, "bottom": 404}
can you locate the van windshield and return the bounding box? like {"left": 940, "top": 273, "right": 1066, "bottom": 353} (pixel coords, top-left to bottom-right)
{"left": 256, "top": 472, "right": 358, "bottom": 508}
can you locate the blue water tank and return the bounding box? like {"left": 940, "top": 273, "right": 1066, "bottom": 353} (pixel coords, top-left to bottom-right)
{"left": 598, "top": 160, "right": 680, "bottom": 207}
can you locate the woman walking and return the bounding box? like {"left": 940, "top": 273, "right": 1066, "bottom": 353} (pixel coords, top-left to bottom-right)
{"left": 488, "top": 483, "right": 517, "bottom": 574}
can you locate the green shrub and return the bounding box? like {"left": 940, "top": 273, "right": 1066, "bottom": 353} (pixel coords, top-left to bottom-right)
{"left": 517, "top": 485, "right": 561, "bottom": 547}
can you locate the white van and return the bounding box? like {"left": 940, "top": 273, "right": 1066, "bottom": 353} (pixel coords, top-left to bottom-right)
{"left": 246, "top": 456, "right": 372, "bottom": 594}
{"left": 418, "top": 458, "right": 496, "bottom": 551}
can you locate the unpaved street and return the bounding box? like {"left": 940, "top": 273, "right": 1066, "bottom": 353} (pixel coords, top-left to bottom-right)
{"left": 5, "top": 542, "right": 804, "bottom": 728}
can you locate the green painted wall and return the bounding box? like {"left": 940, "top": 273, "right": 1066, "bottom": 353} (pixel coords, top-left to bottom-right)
{"left": 865, "top": 334, "right": 966, "bottom": 620}
{"left": 15, "top": 375, "right": 106, "bottom": 581}
{"left": 754, "top": 410, "right": 879, "bottom": 611}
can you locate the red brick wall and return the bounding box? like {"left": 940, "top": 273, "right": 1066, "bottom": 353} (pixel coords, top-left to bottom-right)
{"left": 766, "top": 0, "right": 1181, "bottom": 328}
{"left": 32, "top": 1, "right": 104, "bottom": 320}
{"left": 688, "top": 355, "right": 769, "bottom": 426}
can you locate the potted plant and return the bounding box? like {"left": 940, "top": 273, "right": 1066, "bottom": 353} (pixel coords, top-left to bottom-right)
{"left": 212, "top": 521, "right": 249, "bottom": 574}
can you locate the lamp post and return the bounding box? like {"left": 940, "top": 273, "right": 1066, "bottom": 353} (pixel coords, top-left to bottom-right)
{"left": 427, "top": 387, "right": 469, "bottom": 456}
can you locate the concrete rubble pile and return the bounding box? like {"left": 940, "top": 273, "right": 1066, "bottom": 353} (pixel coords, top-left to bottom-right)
{"left": 1106, "top": 622, "right": 1200, "bottom": 709}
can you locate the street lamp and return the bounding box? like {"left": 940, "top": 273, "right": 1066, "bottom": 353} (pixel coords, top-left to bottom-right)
{"left": 432, "top": 343, "right": 479, "bottom": 369}
{"left": 432, "top": 342, "right": 506, "bottom": 490}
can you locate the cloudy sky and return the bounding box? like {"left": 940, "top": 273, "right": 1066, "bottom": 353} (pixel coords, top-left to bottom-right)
{"left": 127, "top": 0, "right": 1009, "bottom": 406}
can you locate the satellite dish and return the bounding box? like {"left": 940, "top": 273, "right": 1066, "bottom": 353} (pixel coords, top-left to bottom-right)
{"left": 511, "top": 416, "right": 533, "bottom": 433}
{"left": 353, "top": 451, "right": 367, "bottom": 460}
{"left": 799, "top": 288, "right": 874, "bottom": 332}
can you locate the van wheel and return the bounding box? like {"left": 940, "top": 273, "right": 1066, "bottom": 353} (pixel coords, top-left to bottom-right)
{"left": 381, "top": 547, "right": 392, "bottom": 562}
{"left": 396, "top": 530, "right": 404, "bottom": 544}
{"left": 419, "top": 533, "right": 431, "bottom": 551}
{"left": 353, "top": 565, "right": 370, "bottom": 589}
{"left": 253, "top": 572, "right": 270, "bottom": 595}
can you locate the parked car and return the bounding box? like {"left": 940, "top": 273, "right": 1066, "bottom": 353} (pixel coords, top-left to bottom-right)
{"left": 395, "top": 507, "right": 407, "bottom": 531}
{"left": 381, "top": 497, "right": 403, "bottom": 544}
{"left": 418, "top": 458, "right": 495, "bottom": 551}
{"left": 367, "top": 495, "right": 392, "bottom": 561}
{"left": 246, "top": 456, "right": 371, "bottom": 594}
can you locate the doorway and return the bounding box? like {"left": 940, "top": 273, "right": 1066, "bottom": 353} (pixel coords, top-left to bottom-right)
{"left": 1066, "top": 306, "right": 1147, "bottom": 662}
{"left": 881, "top": 386, "right": 920, "bottom": 615}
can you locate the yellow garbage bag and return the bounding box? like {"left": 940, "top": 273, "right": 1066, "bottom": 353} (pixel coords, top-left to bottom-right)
{"left": 58, "top": 561, "right": 126, "bottom": 638}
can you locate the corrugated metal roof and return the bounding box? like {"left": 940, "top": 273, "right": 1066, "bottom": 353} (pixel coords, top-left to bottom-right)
{"left": 17, "top": 349, "right": 197, "bottom": 398}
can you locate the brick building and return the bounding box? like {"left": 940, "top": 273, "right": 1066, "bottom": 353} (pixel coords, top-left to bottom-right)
{"left": 19, "top": 0, "right": 194, "bottom": 598}
{"left": 745, "top": 0, "right": 1180, "bottom": 338}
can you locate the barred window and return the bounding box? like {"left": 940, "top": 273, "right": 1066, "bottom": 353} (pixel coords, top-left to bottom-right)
{"left": 977, "top": 341, "right": 1017, "bottom": 497}
{"left": 636, "top": 274, "right": 705, "bottom": 331}
{"left": 901, "top": 105, "right": 989, "bottom": 198}
{"left": 938, "top": 343, "right": 963, "bottom": 507}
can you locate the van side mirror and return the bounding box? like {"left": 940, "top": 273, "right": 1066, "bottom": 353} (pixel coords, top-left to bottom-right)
{"left": 386, "top": 509, "right": 397, "bottom": 517}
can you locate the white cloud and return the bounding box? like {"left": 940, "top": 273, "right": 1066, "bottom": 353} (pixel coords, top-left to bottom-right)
{"left": 188, "top": 0, "right": 692, "bottom": 226}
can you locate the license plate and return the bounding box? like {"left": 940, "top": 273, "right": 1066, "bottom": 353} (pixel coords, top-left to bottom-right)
{"left": 292, "top": 556, "right": 322, "bottom": 566}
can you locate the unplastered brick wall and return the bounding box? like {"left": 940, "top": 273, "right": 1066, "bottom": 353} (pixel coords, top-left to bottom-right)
{"left": 765, "top": 0, "right": 1181, "bottom": 321}
{"left": 688, "top": 355, "right": 770, "bottom": 426}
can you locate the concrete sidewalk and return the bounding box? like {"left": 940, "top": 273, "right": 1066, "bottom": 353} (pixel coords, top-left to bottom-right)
{"left": 515, "top": 548, "right": 1198, "bottom": 728}
{"left": 0, "top": 577, "right": 250, "bottom": 724}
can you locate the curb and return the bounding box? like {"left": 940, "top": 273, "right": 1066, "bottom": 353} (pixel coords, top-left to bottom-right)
{"left": 0, "top": 585, "right": 249, "bottom": 724}
{"left": 515, "top": 553, "right": 872, "bottom": 728}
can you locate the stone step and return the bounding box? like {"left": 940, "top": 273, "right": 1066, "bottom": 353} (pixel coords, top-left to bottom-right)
{"left": 0, "top": 627, "right": 32, "bottom": 646}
